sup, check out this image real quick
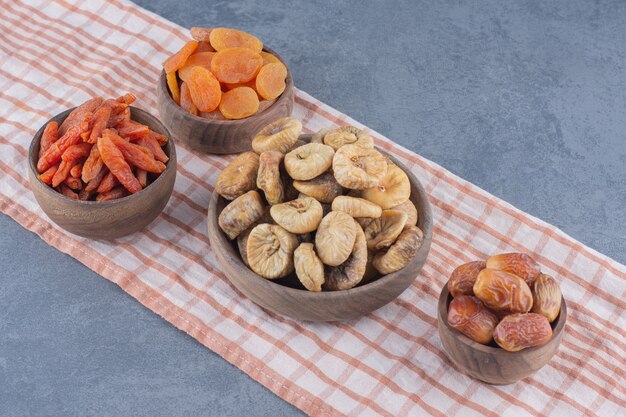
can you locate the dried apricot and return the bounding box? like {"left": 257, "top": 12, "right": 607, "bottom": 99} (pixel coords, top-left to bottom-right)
{"left": 58, "top": 184, "right": 78, "bottom": 199}
{"left": 179, "top": 81, "right": 198, "bottom": 115}
{"left": 178, "top": 52, "right": 216, "bottom": 82}
{"left": 219, "top": 87, "right": 259, "bottom": 119}
{"left": 116, "top": 121, "right": 151, "bottom": 140}
{"left": 64, "top": 176, "right": 82, "bottom": 190}
{"left": 190, "top": 27, "right": 213, "bottom": 42}
{"left": 196, "top": 41, "right": 215, "bottom": 53}
{"left": 162, "top": 40, "right": 199, "bottom": 73}
{"left": 209, "top": 28, "right": 263, "bottom": 53}
{"left": 166, "top": 71, "right": 181, "bottom": 104}
{"left": 38, "top": 120, "right": 90, "bottom": 173}
{"left": 186, "top": 66, "right": 221, "bottom": 112}
{"left": 211, "top": 47, "right": 263, "bottom": 84}
{"left": 255, "top": 62, "right": 287, "bottom": 100}
{"left": 136, "top": 169, "right": 148, "bottom": 188}
{"left": 260, "top": 51, "right": 280, "bottom": 65}
{"left": 96, "top": 171, "right": 119, "bottom": 194}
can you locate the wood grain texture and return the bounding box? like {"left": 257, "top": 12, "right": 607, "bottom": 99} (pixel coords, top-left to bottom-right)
{"left": 207, "top": 143, "right": 433, "bottom": 321}
{"left": 437, "top": 286, "right": 567, "bottom": 384}
{"left": 157, "top": 47, "right": 295, "bottom": 155}
{"left": 28, "top": 107, "right": 177, "bottom": 240}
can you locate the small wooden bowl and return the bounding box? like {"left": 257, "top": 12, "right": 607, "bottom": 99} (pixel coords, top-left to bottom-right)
{"left": 437, "top": 286, "right": 567, "bottom": 384}
{"left": 157, "top": 47, "right": 295, "bottom": 155}
{"left": 28, "top": 107, "right": 177, "bottom": 240}
{"left": 207, "top": 147, "right": 433, "bottom": 322}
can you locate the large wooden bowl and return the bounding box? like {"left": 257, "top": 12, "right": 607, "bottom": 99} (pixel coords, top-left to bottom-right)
{"left": 207, "top": 147, "right": 433, "bottom": 322}
{"left": 157, "top": 47, "right": 295, "bottom": 155}
{"left": 28, "top": 107, "right": 177, "bottom": 240}
{"left": 437, "top": 286, "right": 567, "bottom": 384}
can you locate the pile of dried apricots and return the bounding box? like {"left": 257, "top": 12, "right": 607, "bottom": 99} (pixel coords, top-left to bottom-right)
{"left": 162, "top": 27, "right": 288, "bottom": 120}
{"left": 446, "top": 253, "right": 563, "bottom": 351}
{"left": 36, "top": 94, "right": 169, "bottom": 201}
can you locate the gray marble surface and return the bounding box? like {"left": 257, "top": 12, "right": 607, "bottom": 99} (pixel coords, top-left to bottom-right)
{"left": 1, "top": 0, "right": 624, "bottom": 416}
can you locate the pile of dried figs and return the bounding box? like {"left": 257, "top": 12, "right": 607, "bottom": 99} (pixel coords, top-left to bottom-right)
{"left": 446, "top": 253, "right": 563, "bottom": 351}
{"left": 215, "top": 116, "right": 424, "bottom": 291}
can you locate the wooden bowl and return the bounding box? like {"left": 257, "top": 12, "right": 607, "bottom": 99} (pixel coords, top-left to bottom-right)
{"left": 28, "top": 107, "right": 177, "bottom": 240}
{"left": 437, "top": 286, "right": 567, "bottom": 384}
{"left": 207, "top": 146, "right": 433, "bottom": 322}
{"left": 157, "top": 47, "right": 295, "bottom": 155}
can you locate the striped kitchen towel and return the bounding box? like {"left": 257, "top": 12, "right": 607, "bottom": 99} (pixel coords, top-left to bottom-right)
{"left": 0, "top": 0, "right": 624, "bottom": 416}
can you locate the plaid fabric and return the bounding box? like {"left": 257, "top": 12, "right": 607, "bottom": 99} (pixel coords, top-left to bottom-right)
{"left": 1, "top": 1, "right": 625, "bottom": 416}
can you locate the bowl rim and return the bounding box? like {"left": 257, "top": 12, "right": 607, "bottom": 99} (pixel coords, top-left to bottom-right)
{"left": 28, "top": 106, "right": 177, "bottom": 206}
{"left": 208, "top": 146, "right": 434, "bottom": 299}
{"left": 158, "top": 45, "right": 294, "bottom": 125}
{"left": 437, "top": 285, "right": 567, "bottom": 354}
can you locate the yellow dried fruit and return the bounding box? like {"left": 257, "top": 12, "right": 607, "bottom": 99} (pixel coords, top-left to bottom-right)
{"left": 322, "top": 126, "right": 374, "bottom": 150}
{"left": 292, "top": 172, "right": 343, "bottom": 204}
{"left": 390, "top": 199, "right": 418, "bottom": 229}
{"left": 364, "top": 210, "right": 408, "bottom": 250}
{"left": 294, "top": 243, "right": 325, "bottom": 292}
{"left": 315, "top": 211, "right": 357, "bottom": 266}
{"left": 215, "top": 151, "right": 259, "bottom": 200}
{"left": 331, "top": 195, "right": 382, "bottom": 219}
{"left": 256, "top": 150, "right": 284, "bottom": 205}
{"left": 246, "top": 223, "right": 298, "bottom": 279}
{"left": 284, "top": 143, "right": 334, "bottom": 180}
{"left": 325, "top": 221, "right": 367, "bottom": 290}
{"left": 332, "top": 145, "right": 388, "bottom": 190}
{"left": 373, "top": 225, "right": 423, "bottom": 274}
{"left": 270, "top": 197, "right": 323, "bottom": 234}
{"left": 361, "top": 164, "right": 410, "bottom": 209}
{"left": 218, "top": 190, "right": 265, "bottom": 240}
{"left": 252, "top": 117, "right": 302, "bottom": 154}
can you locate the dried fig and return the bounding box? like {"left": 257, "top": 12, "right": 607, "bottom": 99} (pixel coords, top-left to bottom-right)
{"left": 360, "top": 250, "right": 379, "bottom": 285}
{"left": 284, "top": 143, "right": 334, "bottom": 180}
{"left": 270, "top": 197, "right": 323, "bottom": 234}
{"left": 292, "top": 172, "right": 343, "bottom": 203}
{"left": 447, "top": 295, "right": 499, "bottom": 344}
{"left": 493, "top": 313, "right": 552, "bottom": 352}
{"left": 294, "top": 243, "right": 325, "bottom": 292}
{"left": 331, "top": 196, "right": 382, "bottom": 219}
{"left": 355, "top": 217, "right": 374, "bottom": 230}
{"left": 332, "top": 145, "right": 388, "bottom": 190}
{"left": 324, "top": 221, "right": 367, "bottom": 290}
{"left": 237, "top": 224, "right": 255, "bottom": 267}
{"left": 389, "top": 199, "right": 418, "bottom": 228}
{"left": 372, "top": 225, "right": 423, "bottom": 274}
{"left": 246, "top": 223, "right": 298, "bottom": 279}
{"left": 310, "top": 127, "right": 333, "bottom": 143}
{"left": 531, "top": 274, "right": 562, "bottom": 322}
{"left": 218, "top": 190, "right": 265, "bottom": 239}
{"left": 486, "top": 253, "right": 540, "bottom": 286}
{"left": 361, "top": 164, "right": 410, "bottom": 209}
{"left": 215, "top": 151, "right": 259, "bottom": 200}
{"left": 364, "top": 210, "right": 408, "bottom": 250}
{"left": 257, "top": 150, "right": 284, "bottom": 205}
{"left": 315, "top": 211, "right": 357, "bottom": 266}
{"left": 252, "top": 117, "right": 302, "bottom": 154}
{"left": 473, "top": 269, "right": 533, "bottom": 313}
{"left": 322, "top": 126, "right": 374, "bottom": 150}
{"left": 447, "top": 261, "right": 486, "bottom": 297}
